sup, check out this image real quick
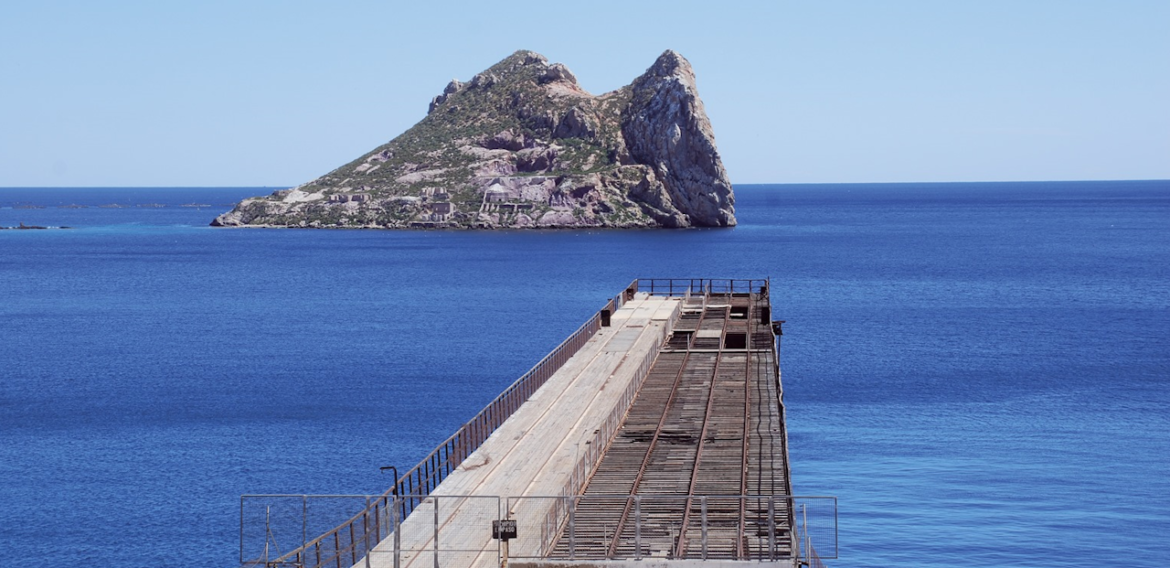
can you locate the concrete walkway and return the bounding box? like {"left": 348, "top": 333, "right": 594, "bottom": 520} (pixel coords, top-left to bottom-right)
{"left": 362, "top": 293, "right": 681, "bottom": 568}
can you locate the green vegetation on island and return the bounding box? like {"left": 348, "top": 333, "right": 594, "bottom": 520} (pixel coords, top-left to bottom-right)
{"left": 213, "top": 50, "right": 735, "bottom": 229}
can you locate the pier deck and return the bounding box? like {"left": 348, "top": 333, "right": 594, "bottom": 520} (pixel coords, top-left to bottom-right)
{"left": 243, "top": 280, "right": 818, "bottom": 568}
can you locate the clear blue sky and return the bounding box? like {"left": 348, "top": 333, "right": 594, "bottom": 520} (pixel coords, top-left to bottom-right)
{"left": 2, "top": 1, "right": 1167, "bottom": 186}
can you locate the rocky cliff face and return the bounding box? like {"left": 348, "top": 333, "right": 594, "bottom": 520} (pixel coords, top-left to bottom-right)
{"left": 213, "top": 50, "right": 735, "bottom": 229}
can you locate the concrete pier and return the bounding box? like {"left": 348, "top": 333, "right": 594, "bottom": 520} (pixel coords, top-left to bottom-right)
{"left": 242, "top": 279, "right": 830, "bottom": 568}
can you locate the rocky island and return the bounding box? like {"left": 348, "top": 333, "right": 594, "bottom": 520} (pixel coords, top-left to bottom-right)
{"left": 212, "top": 50, "right": 735, "bottom": 229}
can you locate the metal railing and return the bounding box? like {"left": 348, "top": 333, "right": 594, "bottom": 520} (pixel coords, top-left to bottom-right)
{"left": 243, "top": 493, "right": 835, "bottom": 568}
{"left": 241, "top": 494, "right": 399, "bottom": 568}
{"left": 635, "top": 278, "right": 769, "bottom": 297}
{"left": 242, "top": 298, "right": 613, "bottom": 567}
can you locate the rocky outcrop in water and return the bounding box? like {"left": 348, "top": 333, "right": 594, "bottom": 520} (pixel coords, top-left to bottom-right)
{"left": 213, "top": 50, "right": 735, "bottom": 229}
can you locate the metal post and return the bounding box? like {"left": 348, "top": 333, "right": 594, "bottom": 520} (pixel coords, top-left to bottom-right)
{"left": 701, "top": 497, "right": 708, "bottom": 560}
{"left": 433, "top": 498, "right": 440, "bottom": 568}
{"left": 374, "top": 501, "right": 382, "bottom": 541}
{"left": 568, "top": 497, "right": 576, "bottom": 560}
{"left": 366, "top": 497, "right": 373, "bottom": 568}
{"left": 498, "top": 499, "right": 508, "bottom": 568}
{"left": 350, "top": 521, "right": 357, "bottom": 566}
{"left": 801, "top": 503, "right": 809, "bottom": 565}
{"left": 768, "top": 497, "right": 776, "bottom": 561}
{"left": 634, "top": 495, "right": 642, "bottom": 560}
{"left": 393, "top": 496, "right": 401, "bottom": 568}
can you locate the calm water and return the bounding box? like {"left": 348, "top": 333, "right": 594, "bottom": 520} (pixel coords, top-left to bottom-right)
{"left": 2, "top": 182, "right": 1167, "bottom": 567}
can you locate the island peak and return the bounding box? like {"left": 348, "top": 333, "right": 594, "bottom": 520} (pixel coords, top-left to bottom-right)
{"left": 213, "top": 50, "right": 735, "bottom": 229}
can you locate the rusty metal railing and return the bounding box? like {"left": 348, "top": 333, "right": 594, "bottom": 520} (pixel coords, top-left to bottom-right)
{"left": 610, "top": 278, "right": 771, "bottom": 303}
{"left": 635, "top": 278, "right": 769, "bottom": 297}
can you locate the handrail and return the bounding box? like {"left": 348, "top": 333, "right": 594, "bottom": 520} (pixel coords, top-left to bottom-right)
{"left": 635, "top": 278, "right": 769, "bottom": 297}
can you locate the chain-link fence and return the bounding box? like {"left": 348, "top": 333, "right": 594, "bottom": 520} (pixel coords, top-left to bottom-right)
{"left": 796, "top": 496, "right": 839, "bottom": 563}
{"left": 241, "top": 494, "right": 396, "bottom": 568}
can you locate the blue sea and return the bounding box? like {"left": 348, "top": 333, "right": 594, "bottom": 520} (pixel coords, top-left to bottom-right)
{"left": 1, "top": 181, "right": 1167, "bottom": 567}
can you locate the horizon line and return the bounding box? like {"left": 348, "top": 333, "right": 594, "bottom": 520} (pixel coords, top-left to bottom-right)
{"left": 1, "top": 178, "right": 1168, "bottom": 190}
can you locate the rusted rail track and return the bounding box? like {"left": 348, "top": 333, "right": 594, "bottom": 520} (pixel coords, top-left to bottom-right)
{"left": 551, "top": 282, "right": 793, "bottom": 560}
